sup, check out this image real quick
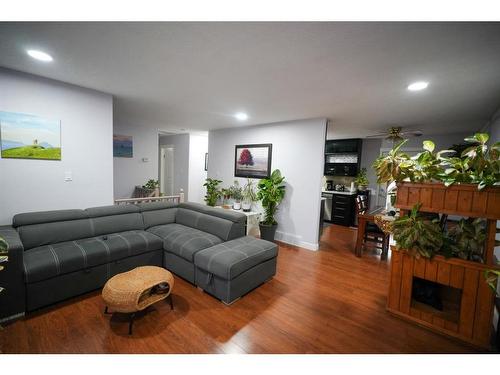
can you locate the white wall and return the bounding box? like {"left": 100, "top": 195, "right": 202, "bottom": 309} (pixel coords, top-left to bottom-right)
{"left": 0, "top": 68, "right": 113, "bottom": 224}
{"left": 159, "top": 133, "right": 190, "bottom": 200}
{"left": 113, "top": 123, "right": 159, "bottom": 198}
{"left": 188, "top": 133, "right": 208, "bottom": 204}
{"left": 208, "top": 118, "right": 327, "bottom": 250}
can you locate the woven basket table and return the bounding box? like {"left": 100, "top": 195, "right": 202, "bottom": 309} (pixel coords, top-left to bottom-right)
{"left": 102, "top": 266, "right": 174, "bottom": 334}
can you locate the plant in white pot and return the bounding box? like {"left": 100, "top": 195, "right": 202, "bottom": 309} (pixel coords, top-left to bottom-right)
{"left": 241, "top": 178, "right": 258, "bottom": 212}
{"left": 229, "top": 180, "right": 243, "bottom": 210}
{"left": 257, "top": 169, "right": 286, "bottom": 242}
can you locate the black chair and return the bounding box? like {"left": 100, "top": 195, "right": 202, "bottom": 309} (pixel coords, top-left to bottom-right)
{"left": 356, "top": 195, "right": 390, "bottom": 260}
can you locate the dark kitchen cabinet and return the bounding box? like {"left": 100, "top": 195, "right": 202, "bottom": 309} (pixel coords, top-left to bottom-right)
{"left": 331, "top": 193, "right": 356, "bottom": 227}
{"left": 324, "top": 138, "right": 362, "bottom": 177}
{"left": 325, "top": 139, "right": 362, "bottom": 154}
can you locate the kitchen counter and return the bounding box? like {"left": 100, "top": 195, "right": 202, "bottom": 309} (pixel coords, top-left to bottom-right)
{"left": 321, "top": 190, "right": 357, "bottom": 196}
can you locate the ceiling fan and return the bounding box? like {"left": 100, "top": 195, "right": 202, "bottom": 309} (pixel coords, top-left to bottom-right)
{"left": 366, "top": 126, "right": 423, "bottom": 142}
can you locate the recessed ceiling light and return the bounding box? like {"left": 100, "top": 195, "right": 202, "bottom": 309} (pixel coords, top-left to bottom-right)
{"left": 235, "top": 112, "right": 248, "bottom": 121}
{"left": 407, "top": 81, "right": 429, "bottom": 91}
{"left": 27, "top": 49, "right": 53, "bottom": 62}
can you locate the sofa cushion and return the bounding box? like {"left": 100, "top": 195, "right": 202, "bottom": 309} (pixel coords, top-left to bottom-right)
{"left": 175, "top": 208, "right": 244, "bottom": 241}
{"left": 194, "top": 236, "right": 278, "bottom": 280}
{"left": 23, "top": 230, "right": 163, "bottom": 283}
{"left": 178, "top": 202, "right": 246, "bottom": 224}
{"left": 137, "top": 202, "right": 178, "bottom": 229}
{"left": 16, "top": 218, "right": 94, "bottom": 251}
{"left": 13, "top": 209, "right": 89, "bottom": 227}
{"left": 148, "top": 223, "right": 222, "bottom": 262}
{"left": 86, "top": 205, "right": 144, "bottom": 236}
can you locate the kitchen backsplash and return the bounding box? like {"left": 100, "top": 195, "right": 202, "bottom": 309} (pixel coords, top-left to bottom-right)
{"left": 322, "top": 175, "right": 355, "bottom": 188}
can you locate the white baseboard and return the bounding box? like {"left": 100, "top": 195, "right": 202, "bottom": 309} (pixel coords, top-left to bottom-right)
{"left": 274, "top": 231, "right": 319, "bottom": 251}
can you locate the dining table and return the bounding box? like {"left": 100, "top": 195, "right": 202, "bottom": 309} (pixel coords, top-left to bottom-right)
{"left": 355, "top": 206, "right": 389, "bottom": 258}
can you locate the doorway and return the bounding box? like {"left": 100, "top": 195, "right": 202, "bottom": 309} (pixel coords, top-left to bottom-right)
{"left": 160, "top": 145, "right": 174, "bottom": 196}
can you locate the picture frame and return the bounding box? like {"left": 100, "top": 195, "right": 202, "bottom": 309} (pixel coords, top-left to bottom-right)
{"left": 113, "top": 134, "right": 133, "bottom": 158}
{"left": 0, "top": 111, "right": 62, "bottom": 161}
{"left": 234, "top": 143, "right": 272, "bottom": 179}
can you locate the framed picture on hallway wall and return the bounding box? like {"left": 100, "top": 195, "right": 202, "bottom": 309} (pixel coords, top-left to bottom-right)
{"left": 113, "top": 134, "right": 133, "bottom": 157}
{"left": 234, "top": 143, "right": 272, "bottom": 179}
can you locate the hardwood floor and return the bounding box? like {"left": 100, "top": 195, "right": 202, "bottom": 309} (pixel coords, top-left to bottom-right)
{"left": 0, "top": 224, "right": 482, "bottom": 353}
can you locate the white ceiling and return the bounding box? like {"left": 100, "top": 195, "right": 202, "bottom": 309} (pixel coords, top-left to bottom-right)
{"left": 0, "top": 22, "right": 500, "bottom": 137}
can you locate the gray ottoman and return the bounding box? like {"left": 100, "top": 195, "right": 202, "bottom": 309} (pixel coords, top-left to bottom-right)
{"left": 194, "top": 236, "right": 278, "bottom": 304}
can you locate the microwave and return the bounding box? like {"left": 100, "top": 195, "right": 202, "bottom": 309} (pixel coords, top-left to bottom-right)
{"left": 324, "top": 163, "right": 358, "bottom": 177}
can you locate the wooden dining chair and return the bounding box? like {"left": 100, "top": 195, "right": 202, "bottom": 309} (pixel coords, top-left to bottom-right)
{"left": 355, "top": 195, "right": 390, "bottom": 260}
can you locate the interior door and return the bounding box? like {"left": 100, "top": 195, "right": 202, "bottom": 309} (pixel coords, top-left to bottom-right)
{"left": 160, "top": 146, "right": 174, "bottom": 196}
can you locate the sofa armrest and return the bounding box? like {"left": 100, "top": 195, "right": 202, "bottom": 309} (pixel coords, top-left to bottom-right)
{"left": 0, "top": 226, "right": 26, "bottom": 322}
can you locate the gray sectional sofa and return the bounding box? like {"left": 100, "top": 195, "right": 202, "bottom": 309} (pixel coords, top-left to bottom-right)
{"left": 0, "top": 202, "right": 278, "bottom": 322}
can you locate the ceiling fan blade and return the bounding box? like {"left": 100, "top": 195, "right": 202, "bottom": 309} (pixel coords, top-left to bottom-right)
{"left": 400, "top": 130, "right": 423, "bottom": 137}
{"left": 365, "top": 133, "right": 388, "bottom": 138}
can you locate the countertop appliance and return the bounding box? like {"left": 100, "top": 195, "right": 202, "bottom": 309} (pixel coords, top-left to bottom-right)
{"left": 326, "top": 181, "right": 333, "bottom": 191}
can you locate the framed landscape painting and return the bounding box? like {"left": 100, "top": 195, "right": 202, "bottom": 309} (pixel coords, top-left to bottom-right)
{"left": 0, "top": 111, "right": 61, "bottom": 160}
{"left": 113, "top": 134, "right": 133, "bottom": 157}
{"left": 234, "top": 143, "right": 272, "bottom": 179}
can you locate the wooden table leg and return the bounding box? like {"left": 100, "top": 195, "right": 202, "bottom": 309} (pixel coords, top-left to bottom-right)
{"left": 355, "top": 217, "right": 366, "bottom": 257}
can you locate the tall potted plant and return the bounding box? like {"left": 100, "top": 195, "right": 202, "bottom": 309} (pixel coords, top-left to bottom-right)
{"left": 257, "top": 169, "right": 286, "bottom": 241}
{"left": 203, "top": 178, "right": 222, "bottom": 207}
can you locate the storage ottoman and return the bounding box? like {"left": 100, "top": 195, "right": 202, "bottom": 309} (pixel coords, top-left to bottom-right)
{"left": 193, "top": 236, "right": 278, "bottom": 304}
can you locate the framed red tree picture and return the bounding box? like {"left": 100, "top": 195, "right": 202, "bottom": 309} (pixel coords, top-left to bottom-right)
{"left": 234, "top": 143, "right": 272, "bottom": 179}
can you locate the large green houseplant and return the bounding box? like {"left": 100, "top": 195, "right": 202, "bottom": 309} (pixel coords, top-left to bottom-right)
{"left": 203, "top": 178, "right": 222, "bottom": 206}
{"left": 257, "top": 169, "right": 286, "bottom": 241}
{"left": 373, "top": 133, "right": 499, "bottom": 189}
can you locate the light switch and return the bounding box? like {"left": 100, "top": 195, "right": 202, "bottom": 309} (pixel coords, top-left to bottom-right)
{"left": 64, "top": 171, "right": 72, "bottom": 182}
{"left": 142, "top": 157, "right": 149, "bottom": 163}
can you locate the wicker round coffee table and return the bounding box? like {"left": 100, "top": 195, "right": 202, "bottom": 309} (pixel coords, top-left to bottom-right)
{"left": 102, "top": 266, "right": 174, "bottom": 334}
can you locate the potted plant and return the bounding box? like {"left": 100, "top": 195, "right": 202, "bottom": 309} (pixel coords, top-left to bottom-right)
{"left": 203, "top": 178, "right": 222, "bottom": 207}
{"left": 221, "top": 188, "right": 232, "bottom": 209}
{"left": 257, "top": 169, "right": 286, "bottom": 242}
{"left": 229, "top": 181, "right": 243, "bottom": 210}
{"left": 354, "top": 167, "right": 369, "bottom": 191}
{"left": 142, "top": 179, "right": 160, "bottom": 196}
{"left": 242, "top": 178, "right": 258, "bottom": 212}
{"left": 392, "top": 203, "right": 446, "bottom": 259}
{"left": 376, "top": 133, "right": 500, "bottom": 349}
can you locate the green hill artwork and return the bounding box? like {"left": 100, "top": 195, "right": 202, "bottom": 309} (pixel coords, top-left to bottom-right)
{"left": 0, "top": 111, "right": 61, "bottom": 160}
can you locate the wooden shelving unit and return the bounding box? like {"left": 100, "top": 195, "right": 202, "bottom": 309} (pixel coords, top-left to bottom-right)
{"left": 387, "top": 182, "right": 500, "bottom": 350}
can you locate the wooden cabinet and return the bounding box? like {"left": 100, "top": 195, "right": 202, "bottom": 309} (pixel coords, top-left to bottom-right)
{"left": 387, "top": 182, "right": 500, "bottom": 350}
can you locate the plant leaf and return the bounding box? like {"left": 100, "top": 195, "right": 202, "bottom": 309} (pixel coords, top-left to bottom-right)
{"left": 423, "top": 140, "right": 435, "bottom": 152}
